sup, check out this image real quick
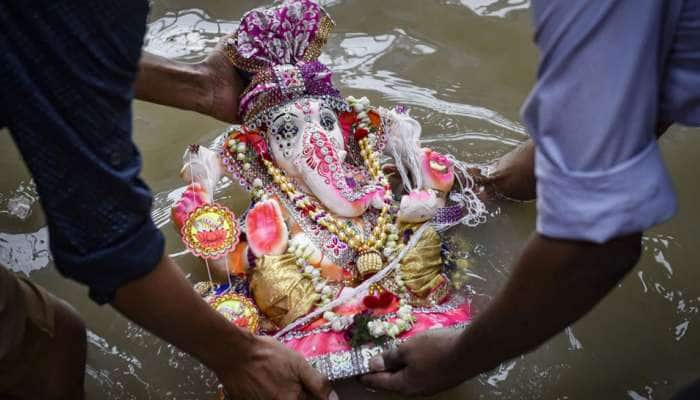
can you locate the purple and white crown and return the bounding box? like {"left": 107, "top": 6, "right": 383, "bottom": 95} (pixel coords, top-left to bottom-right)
{"left": 225, "top": 0, "right": 349, "bottom": 128}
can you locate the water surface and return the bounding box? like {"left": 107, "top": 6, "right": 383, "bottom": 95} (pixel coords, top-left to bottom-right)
{"left": 2, "top": 1, "right": 700, "bottom": 398}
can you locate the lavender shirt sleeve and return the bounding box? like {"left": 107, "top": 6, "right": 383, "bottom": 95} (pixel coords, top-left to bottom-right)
{"left": 521, "top": 0, "right": 682, "bottom": 243}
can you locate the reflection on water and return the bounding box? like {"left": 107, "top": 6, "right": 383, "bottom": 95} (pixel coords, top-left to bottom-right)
{"left": 144, "top": 9, "right": 237, "bottom": 60}
{"left": 327, "top": 31, "right": 527, "bottom": 136}
{"left": 451, "top": 0, "right": 530, "bottom": 18}
{"left": 0, "top": 179, "right": 38, "bottom": 220}
{"left": 1, "top": 0, "right": 700, "bottom": 399}
{"left": 640, "top": 234, "right": 700, "bottom": 344}
{"left": 0, "top": 227, "right": 50, "bottom": 275}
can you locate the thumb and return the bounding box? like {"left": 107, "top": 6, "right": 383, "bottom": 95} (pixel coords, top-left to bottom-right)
{"left": 298, "top": 360, "right": 338, "bottom": 400}
{"left": 360, "top": 369, "right": 409, "bottom": 393}
{"left": 369, "top": 346, "right": 405, "bottom": 372}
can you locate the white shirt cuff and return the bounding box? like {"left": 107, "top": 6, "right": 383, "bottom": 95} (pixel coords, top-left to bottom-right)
{"left": 535, "top": 141, "right": 678, "bottom": 243}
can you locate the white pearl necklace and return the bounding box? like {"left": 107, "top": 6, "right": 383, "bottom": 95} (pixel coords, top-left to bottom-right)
{"left": 287, "top": 241, "right": 336, "bottom": 306}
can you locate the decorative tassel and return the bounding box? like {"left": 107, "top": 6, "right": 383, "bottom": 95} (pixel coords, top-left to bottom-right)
{"left": 381, "top": 108, "right": 424, "bottom": 192}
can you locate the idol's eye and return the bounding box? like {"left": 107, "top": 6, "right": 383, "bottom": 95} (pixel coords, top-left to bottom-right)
{"left": 272, "top": 120, "right": 300, "bottom": 141}
{"left": 320, "top": 110, "right": 337, "bottom": 131}
{"left": 271, "top": 114, "right": 301, "bottom": 158}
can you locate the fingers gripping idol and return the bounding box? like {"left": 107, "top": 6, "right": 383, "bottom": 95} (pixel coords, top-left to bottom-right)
{"left": 171, "top": 0, "right": 487, "bottom": 381}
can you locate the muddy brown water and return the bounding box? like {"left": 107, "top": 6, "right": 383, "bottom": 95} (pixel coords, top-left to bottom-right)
{"left": 1, "top": 1, "right": 699, "bottom": 398}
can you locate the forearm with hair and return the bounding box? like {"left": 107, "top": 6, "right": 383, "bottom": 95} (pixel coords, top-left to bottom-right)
{"left": 453, "top": 233, "right": 642, "bottom": 377}
{"left": 134, "top": 52, "right": 212, "bottom": 115}
{"left": 111, "top": 253, "right": 255, "bottom": 373}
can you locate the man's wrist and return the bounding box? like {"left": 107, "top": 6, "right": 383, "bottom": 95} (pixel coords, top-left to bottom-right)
{"left": 200, "top": 320, "right": 259, "bottom": 374}
{"left": 451, "top": 325, "right": 493, "bottom": 379}
{"left": 135, "top": 52, "right": 211, "bottom": 115}
{"left": 190, "top": 61, "right": 217, "bottom": 116}
{"left": 194, "top": 44, "right": 244, "bottom": 123}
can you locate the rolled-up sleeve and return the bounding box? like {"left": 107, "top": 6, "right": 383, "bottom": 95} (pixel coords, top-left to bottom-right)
{"left": 522, "top": 0, "right": 680, "bottom": 243}
{"left": 0, "top": 1, "right": 164, "bottom": 303}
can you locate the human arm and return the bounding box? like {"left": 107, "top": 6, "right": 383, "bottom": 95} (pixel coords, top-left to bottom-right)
{"left": 363, "top": 0, "right": 680, "bottom": 395}
{"left": 0, "top": 6, "right": 333, "bottom": 397}
{"left": 362, "top": 233, "right": 640, "bottom": 395}
{"left": 134, "top": 36, "right": 244, "bottom": 123}
{"left": 473, "top": 139, "right": 536, "bottom": 201}
{"left": 126, "top": 41, "right": 335, "bottom": 399}
{"left": 113, "top": 252, "right": 335, "bottom": 399}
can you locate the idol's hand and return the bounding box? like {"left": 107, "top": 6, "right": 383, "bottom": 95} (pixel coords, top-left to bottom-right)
{"left": 197, "top": 34, "right": 245, "bottom": 123}
{"left": 218, "top": 336, "right": 338, "bottom": 400}
{"left": 360, "top": 329, "right": 469, "bottom": 397}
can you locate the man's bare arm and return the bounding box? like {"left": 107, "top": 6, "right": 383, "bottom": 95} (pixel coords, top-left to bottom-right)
{"left": 134, "top": 40, "right": 243, "bottom": 123}
{"left": 362, "top": 233, "right": 641, "bottom": 396}
{"left": 482, "top": 139, "right": 536, "bottom": 201}
{"left": 112, "top": 253, "right": 336, "bottom": 400}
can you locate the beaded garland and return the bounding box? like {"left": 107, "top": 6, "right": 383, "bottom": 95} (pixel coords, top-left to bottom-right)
{"left": 245, "top": 96, "right": 400, "bottom": 279}
{"left": 222, "top": 94, "right": 420, "bottom": 343}
{"left": 222, "top": 95, "right": 403, "bottom": 278}
{"left": 286, "top": 239, "right": 340, "bottom": 306}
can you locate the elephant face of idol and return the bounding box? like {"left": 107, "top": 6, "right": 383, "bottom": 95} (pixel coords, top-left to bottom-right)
{"left": 267, "top": 98, "right": 384, "bottom": 218}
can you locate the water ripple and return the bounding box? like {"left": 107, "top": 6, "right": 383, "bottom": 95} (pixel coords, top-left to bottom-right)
{"left": 144, "top": 9, "right": 237, "bottom": 61}
{"left": 324, "top": 31, "right": 527, "bottom": 135}
{"left": 0, "top": 227, "right": 51, "bottom": 275}
{"left": 0, "top": 179, "right": 38, "bottom": 220}
{"left": 448, "top": 0, "right": 531, "bottom": 18}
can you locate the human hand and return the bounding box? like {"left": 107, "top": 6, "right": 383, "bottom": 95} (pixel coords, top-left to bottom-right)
{"left": 196, "top": 33, "right": 245, "bottom": 123}
{"left": 382, "top": 163, "right": 494, "bottom": 202}
{"left": 360, "top": 329, "right": 469, "bottom": 397}
{"left": 464, "top": 166, "right": 497, "bottom": 201}
{"left": 217, "top": 336, "right": 338, "bottom": 400}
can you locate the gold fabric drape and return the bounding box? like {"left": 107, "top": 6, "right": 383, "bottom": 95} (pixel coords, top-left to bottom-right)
{"left": 250, "top": 253, "right": 320, "bottom": 327}
{"left": 397, "top": 223, "right": 447, "bottom": 300}
{"left": 250, "top": 223, "right": 449, "bottom": 326}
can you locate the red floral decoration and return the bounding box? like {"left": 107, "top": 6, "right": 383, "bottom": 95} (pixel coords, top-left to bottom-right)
{"left": 354, "top": 127, "right": 369, "bottom": 141}
{"left": 232, "top": 129, "right": 270, "bottom": 160}
{"left": 363, "top": 290, "right": 395, "bottom": 309}
{"left": 367, "top": 109, "right": 381, "bottom": 128}
{"left": 195, "top": 229, "right": 228, "bottom": 248}
{"left": 338, "top": 111, "right": 357, "bottom": 146}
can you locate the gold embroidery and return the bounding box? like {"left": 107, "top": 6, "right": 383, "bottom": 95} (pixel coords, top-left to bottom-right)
{"left": 303, "top": 15, "right": 335, "bottom": 61}
{"left": 382, "top": 223, "right": 449, "bottom": 306}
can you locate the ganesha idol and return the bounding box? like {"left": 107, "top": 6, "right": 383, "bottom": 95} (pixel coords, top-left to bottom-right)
{"left": 170, "top": 0, "right": 487, "bottom": 380}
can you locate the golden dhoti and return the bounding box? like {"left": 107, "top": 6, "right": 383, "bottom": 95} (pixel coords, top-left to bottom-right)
{"left": 395, "top": 223, "right": 448, "bottom": 304}
{"left": 249, "top": 253, "right": 320, "bottom": 327}
{"left": 251, "top": 223, "right": 449, "bottom": 327}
